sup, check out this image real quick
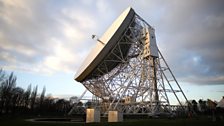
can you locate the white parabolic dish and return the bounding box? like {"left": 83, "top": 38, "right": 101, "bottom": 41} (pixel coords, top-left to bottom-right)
{"left": 75, "top": 7, "right": 135, "bottom": 82}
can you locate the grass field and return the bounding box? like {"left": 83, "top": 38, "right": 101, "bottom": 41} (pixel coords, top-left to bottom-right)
{"left": 0, "top": 116, "right": 223, "bottom": 126}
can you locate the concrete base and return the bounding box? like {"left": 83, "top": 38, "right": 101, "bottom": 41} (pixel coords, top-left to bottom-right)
{"left": 86, "top": 108, "right": 100, "bottom": 123}
{"left": 108, "top": 111, "right": 123, "bottom": 122}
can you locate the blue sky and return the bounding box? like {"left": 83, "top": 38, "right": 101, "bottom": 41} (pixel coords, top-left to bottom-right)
{"left": 0, "top": 0, "right": 224, "bottom": 103}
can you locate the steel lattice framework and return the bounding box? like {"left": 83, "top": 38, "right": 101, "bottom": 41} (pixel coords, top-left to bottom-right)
{"left": 77, "top": 14, "right": 189, "bottom": 115}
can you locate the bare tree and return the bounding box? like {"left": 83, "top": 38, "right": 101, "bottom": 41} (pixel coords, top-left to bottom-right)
{"left": 23, "top": 84, "right": 31, "bottom": 110}
{"left": 39, "top": 86, "right": 46, "bottom": 106}
{"left": 198, "top": 99, "right": 207, "bottom": 113}
{"left": 38, "top": 86, "right": 46, "bottom": 114}
{"left": 192, "top": 100, "right": 198, "bottom": 113}
{"left": 11, "top": 87, "right": 24, "bottom": 114}
{"left": 30, "top": 85, "right": 38, "bottom": 112}
{"left": 0, "top": 69, "right": 6, "bottom": 82}
{"left": 0, "top": 69, "right": 6, "bottom": 113}
{"left": 55, "top": 99, "right": 70, "bottom": 114}
{"left": 1, "top": 72, "right": 17, "bottom": 114}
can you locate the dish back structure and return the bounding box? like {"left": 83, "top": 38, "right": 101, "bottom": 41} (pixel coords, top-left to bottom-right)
{"left": 73, "top": 7, "right": 189, "bottom": 115}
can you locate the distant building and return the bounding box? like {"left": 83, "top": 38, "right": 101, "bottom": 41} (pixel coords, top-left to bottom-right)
{"left": 216, "top": 96, "right": 224, "bottom": 108}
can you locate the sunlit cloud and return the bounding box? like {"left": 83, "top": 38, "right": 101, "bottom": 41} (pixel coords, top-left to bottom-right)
{"left": 43, "top": 38, "right": 75, "bottom": 72}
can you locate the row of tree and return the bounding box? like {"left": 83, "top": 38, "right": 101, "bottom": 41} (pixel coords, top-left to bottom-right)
{"left": 0, "top": 69, "right": 72, "bottom": 116}
{"left": 189, "top": 99, "right": 224, "bottom": 116}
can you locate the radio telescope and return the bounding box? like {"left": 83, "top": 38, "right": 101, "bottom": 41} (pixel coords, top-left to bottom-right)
{"left": 74, "top": 7, "right": 189, "bottom": 116}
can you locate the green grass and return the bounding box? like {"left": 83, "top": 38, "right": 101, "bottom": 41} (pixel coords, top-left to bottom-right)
{"left": 0, "top": 116, "right": 223, "bottom": 126}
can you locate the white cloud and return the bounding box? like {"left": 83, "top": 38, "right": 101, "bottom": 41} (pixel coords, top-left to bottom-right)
{"left": 96, "top": 0, "right": 109, "bottom": 13}
{"left": 63, "top": 23, "right": 85, "bottom": 42}
{"left": 62, "top": 8, "right": 97, "bottom": 30}
{"left": 0, "top": 0, "right": 35, "bottom": 31}
{"left": 0, "top": 51, "right": 16, "bottom": 63}
{"left": 0, "top": 0, "right": 97, "bottom": 75}
{"left": 43, "top": 38, "right": 75, "bottom": 72}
